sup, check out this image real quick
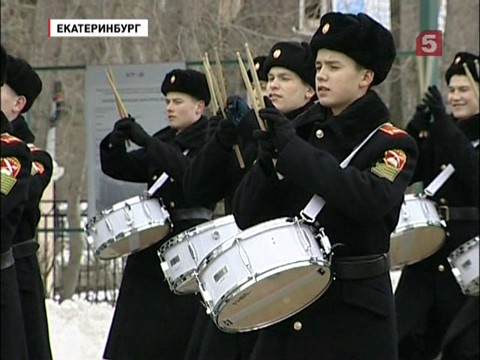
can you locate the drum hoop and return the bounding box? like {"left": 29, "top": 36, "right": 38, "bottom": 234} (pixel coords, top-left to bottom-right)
{"left": 391, "top": 221, "right": 446, "bottom": 237}
{"left": 158, "top": 215, "right": 237, "bottom": 254}
{"left": 197, "top": 217, "right": 305, "bottom": 273}
{"left": 94, "top": 221, "right": 171, "bottom": 259}
{"left": 170, "top": 270, "right": 198, "bottom": 294}
{"left": 448, "top": 235, "right": 480, "bottom": 260}
{"left": 209, "top": 260, "right": 332, "bottom": 332}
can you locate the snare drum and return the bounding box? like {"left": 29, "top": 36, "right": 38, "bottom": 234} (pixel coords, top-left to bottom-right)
{"left": 447, "top": 236, "right": 479, "bottom": 296}
{"left": 159, "top": 215, "right": 240, "bottom": 294}
{"left": 197, "top": 217, "right": 332, "bottom": 333}
{"left": 85, "top": 194, "right": 171, "bottom": 259}
{"left": 389, "top": 194, "right": 446, "bottom": 269}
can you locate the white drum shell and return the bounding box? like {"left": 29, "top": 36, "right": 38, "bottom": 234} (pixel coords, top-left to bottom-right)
{"left": 198, "top": 217, "right": 332, "bottom": 333}
{"left": 85, "top": 195, "right": 171, "bottom": 259}
{"left": 159, "top": 215, "right": 240, "bottom": 294}
{"left": 390, "top": 194, "right": 446, "bottom": 269}
{"left": 448, "top": 236, "right": 479, "bottom": 296}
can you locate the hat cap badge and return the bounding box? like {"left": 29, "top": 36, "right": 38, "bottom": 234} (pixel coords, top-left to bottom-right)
{"left": 255, "top": 62, "right": 260, "bottom": 70}
{"left": 170, "top": 75, "right": 176, "bottom": 84}
{"left": 454, "top": 56, "right": 461, "bottom": 65}
{"left": 273, "top": 49, "right": 281, "bottom": 59}
{"left": 322, "top": 23, "right": 330, "bottom": 34}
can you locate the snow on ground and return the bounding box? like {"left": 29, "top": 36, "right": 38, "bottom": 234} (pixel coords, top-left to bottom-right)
{"left": 46, "top": 271, "right": 402, "bottom": 360}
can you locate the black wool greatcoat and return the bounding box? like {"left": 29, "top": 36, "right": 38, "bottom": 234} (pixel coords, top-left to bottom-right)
{"left": 10, "top": 116, "right": 54, "bottom": 360}
{"left": 232, "top": 91, "right": 419, "bottom": 360}
{"left": 1, "top": 113, "right": 31, "bottom": 360}
{"left": 100, "top": 116, "right": 213, "bottom": 360}
{"left": 182, "top": 102, "right": 315, "bottom": 360}
{"left": 395, "top": 112, "right": 479, "bottom": 360}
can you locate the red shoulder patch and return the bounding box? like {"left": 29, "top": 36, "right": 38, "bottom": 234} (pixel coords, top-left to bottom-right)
{"left": 1, "top": 133, "right": 23, "bottom": 144}
{"left": 379, "top": 123, "right": 406, "bottom": 136}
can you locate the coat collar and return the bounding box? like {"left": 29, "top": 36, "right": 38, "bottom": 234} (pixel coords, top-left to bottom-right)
{"left": 294, "top": 90, "right": 390, "bottom": 149}
{"left": 1, "top": 112, "right": 12, "bottom": 134}
{"left": 456, "top": 113, "right": 479, "bottom": 141}
{"left": 153, "top": 115, "right": 209, "bottom": 150}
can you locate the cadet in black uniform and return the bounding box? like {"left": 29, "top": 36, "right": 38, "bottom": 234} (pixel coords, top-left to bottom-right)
{"left": 395, "top": 52, "right": 479, "bottom": 360}
{"left": 232, "top": 12, "right": 418, "bottom": 360}
{"left": 101, "top": 68, "right": 215, "bottom": 360}
{"left": 0, "top": 43, "right": 31, "bottom": 360}
{"left": 182, "top": 43, "right": 317, "bottom": 360}
{"left": 2, "top": 54, "right": 54, "bottom": 360}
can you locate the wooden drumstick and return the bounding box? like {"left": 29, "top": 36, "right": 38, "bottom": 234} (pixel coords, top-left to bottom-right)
{"left": 106, "top": 66, "right": 130, "bottom": 146}
{"left": 463, "top": 62, "right": 479, "bottom": 99}
{"left": 204, "top": 55, "right": 245, "bottom": 169}
{"left": 213, "top": 47, "right": 228, "bottom": 107}
{"left": 244, "top": 43, "right": 266, "bottom": 109}
{"left": 203, "top": 55, "right": 223, "bottom": 116}
{"left": 106, "top": 66, "right": 128, "bottom": 117}
{"left": 236, "top": 52, "right": 267, "bottom": 131}
{"left": 205, "top": 52, "right": 227, "bottom": 110}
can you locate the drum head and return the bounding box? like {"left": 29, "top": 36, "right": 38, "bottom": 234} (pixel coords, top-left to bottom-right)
{"left": 97, "top": 224, "right": 171, "bottom": 259}
{"left": 215, "top": 263, "right": 331, "bottom": 332}
{"left": 389, "top": 226, "right": 445, "bottom": 269}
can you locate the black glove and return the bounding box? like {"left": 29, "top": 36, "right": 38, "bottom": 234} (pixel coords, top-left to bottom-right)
{"left": 258, "top": 108, "right": 295, "bottom": 152}
{"left": 215, "top": 118, "right": 238, "bottom": 149}
{"left": 406, "top": 104, "right": 431, "bottom": 136}
{"left": 110, "top": 117, "right": 134, "bottom": 145}
{"left": 225, "top": 96, "right": 250, "bottom": 127}
{"left": 253, "top": 130, "right": 277, "bottom": 176}
{"left": 129, "top": 122, "right": 152, "bottom": 147}
{"left": 423, "top": 85, "right": 447, "bottom": 123}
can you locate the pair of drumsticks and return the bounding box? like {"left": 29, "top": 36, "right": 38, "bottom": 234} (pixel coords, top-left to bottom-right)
{"left": 105, "top": 66, "right": 131, "bottom": 146}
{"left": 203, "top": 48, "right": 246, "bottom": 169}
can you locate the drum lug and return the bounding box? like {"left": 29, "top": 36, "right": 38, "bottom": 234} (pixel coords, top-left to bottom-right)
{"left": 123, "top": 203, "right": 134, "bottom": 226}
{"left": 105, "top": 218, "right": 114, "bottom": 236}
{"left": 316, "top": 228, "right": 332, "bottom": 256}
{"left": 197, "top": 277, "right": 214, "bottom": 314}
{"left": 188, "top": 239, "right": 198, "bottom": 262}
{"left": 236, "top": 238, "right": 254, "bottom": 276}
{"left": 142, "top": 200, "right": 153, "bottom": 222}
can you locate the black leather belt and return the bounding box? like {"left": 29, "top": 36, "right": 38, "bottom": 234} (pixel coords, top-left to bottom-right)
{"left": 12, "top": 239, "right": 39, "bottom": 259}
{"left": 171, "top": 208, "right": 213, "bottom": 222}
{"left": 439, "top": 206, "right": 479, "bottom": 221}
{"left": 332, "top": 253, "right": 390, "bottom": 280}
{"left": 1, "top": 249, "right": 15, "bottom": 270}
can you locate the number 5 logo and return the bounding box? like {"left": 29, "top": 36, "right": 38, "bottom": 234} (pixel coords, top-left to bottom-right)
{"left": 416, "top": 30, "right": 442, "bottom": 56}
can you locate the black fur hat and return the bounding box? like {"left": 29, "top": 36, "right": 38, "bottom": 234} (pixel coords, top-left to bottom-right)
{"left": 6, "top": 55, "right": 43, "bottom": 113}
{"left": 1, "top": 44, "right": 8, "bottom": 86}
{"left": 247, "top": 55, "right": 267, "bottom": 83}
{"left": 263, "top": 41, "right": 316, "bottom": 88}
{"left": 161, "top": 69, "right": 211, "bottom": 106}
{"left": 310, "top": 12, "right": 396, "bottom": 86}
{"left": 445, "top": 52, "right": 479, "bottom": 84}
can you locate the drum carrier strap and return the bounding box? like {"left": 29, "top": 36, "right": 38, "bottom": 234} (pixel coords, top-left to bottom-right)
{"left": 1, "top": 249, "right": 15, "bottom": 270}
{"left": 13, "top": 239, "right": 39, "bottom": 259}
{"left": 299, "top": 123, "right": 390, "bottom": 280}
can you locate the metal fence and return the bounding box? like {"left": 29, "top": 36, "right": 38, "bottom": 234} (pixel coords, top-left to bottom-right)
{"left": 37, "top": 200, "right": 126, "bottom": 305}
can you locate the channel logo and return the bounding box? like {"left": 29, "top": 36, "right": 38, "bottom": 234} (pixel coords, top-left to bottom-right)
{"left": 416, "top": 30, "right": 442, "bottom": 56}
{"left": 48, "top": 19, "right": 148, "bottom": 37}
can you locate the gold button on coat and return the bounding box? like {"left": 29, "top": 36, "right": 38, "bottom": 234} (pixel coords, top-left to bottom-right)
{"left": 440, "top": 198, "right": 447, "bottom": 204}
{"left": 170, "top": 178, "right": 175, "bottom": 183}
{"left": 438, "top": 264, "right": 445, "bottom": 272}
{"left": 440, "top": 164, "right": 447, "bottom": 170}
{"left": 169, "top": 201, "right": 175, "bottom": 208}
{"left": 293, "top": 321, "right": 302, "bottom": 331}
{"left": 315, "top": 129, "right": 324, "bottom": 139}
{"left": 152, "top": 175, "right": 158, "bottom": 181}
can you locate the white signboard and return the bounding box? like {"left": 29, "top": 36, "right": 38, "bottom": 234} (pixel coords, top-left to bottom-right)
{"left": 86, "top": 62, "right": 184, "bottom": 218}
